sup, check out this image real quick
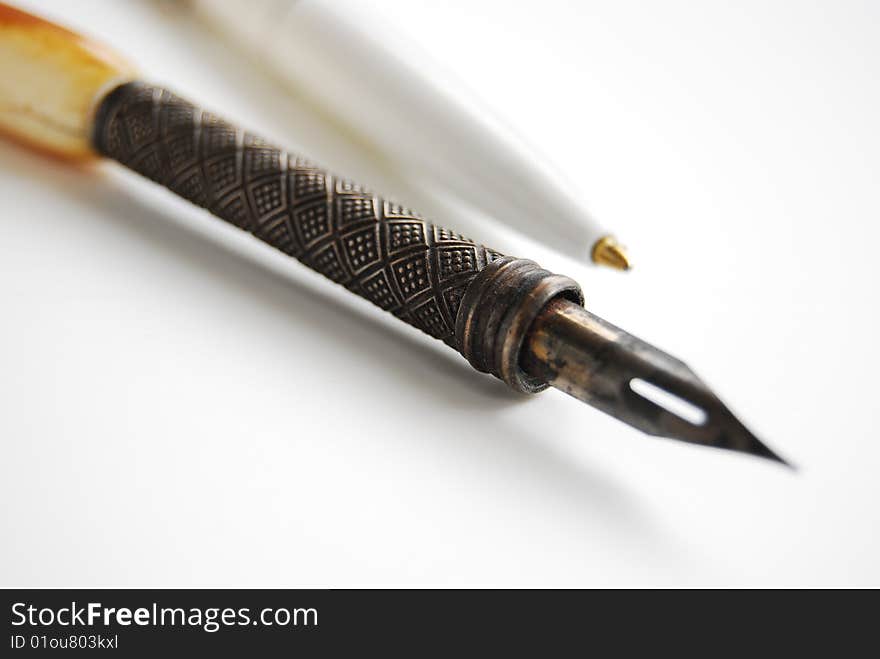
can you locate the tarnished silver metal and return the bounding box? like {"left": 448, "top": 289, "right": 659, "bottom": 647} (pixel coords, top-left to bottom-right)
{"left": 522, "top": 299, "right": 789, "bottom": 463}
{"left": 91, "top": 83, "right": 583, "bottom": 391}
{"left": 91, "top": 81, "right": 787, "bottom": 465}
{"left": 92, "top": 82, "right": 503, "bottom": 345}
{"left": 455, "top": 257, "right": 582, "bottom": 393}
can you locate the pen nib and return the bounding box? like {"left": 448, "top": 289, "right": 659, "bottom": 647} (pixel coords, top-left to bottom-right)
{"left": 591, "top": 235, "right": 632, "bottom": 271}
{"left": 522, "top": 299, "right": 791, "bottom": 466}
{"left": 627, "top": 367, "right": 793, "bottom": 467}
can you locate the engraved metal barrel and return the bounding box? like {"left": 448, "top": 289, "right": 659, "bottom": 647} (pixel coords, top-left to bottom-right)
{"left": 92, "top": 82, "right": 582, "bottom": 392}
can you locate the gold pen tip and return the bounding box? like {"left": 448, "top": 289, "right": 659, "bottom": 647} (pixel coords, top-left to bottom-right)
{"left": 591, "top": 235, "right": 633, "bottom": 271}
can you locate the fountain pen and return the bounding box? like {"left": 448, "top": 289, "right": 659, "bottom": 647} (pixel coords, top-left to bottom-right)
{"left": 0, "top": 3, "right": 787, "bottom": 465}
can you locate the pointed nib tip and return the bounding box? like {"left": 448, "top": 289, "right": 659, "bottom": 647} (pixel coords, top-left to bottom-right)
{"left": 592, "top": 235, "right": 632, "bottom": 271}
{"left": 748, "top": 437, "right": 795, "bottom": 470}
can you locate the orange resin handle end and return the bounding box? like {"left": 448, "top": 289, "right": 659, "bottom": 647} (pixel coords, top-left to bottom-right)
{"left": 0, "top": 3, "right": 136, "bottom": 160}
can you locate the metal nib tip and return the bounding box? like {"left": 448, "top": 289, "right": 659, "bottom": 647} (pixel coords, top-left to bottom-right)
{"left": 622, "top": 363, "right": 792, "bottom": 467}
{"left": 591, "top": 235, "right": 632, "bottom": 271}
{"left": 700, "top": 398, "right": 794, "bottom": 467}
{"left": 733, "top": 428, "right": 794, "bottom": 469}
{"left": 522, "top": 300, "right": 791, "bottom": 467}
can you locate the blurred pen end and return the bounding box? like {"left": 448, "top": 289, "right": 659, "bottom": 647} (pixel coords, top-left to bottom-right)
{"left": 591, "top": 235, "right": 632, "bottom": 271}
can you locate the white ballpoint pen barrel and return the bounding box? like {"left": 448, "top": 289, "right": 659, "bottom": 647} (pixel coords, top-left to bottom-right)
{"left": 193, "top": 0, "right": 630, "bottom": 268}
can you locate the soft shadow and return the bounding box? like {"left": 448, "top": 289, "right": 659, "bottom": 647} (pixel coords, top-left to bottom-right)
{"left": 0, "top": 128, "right": 664, "bottom": 543}
{"left": 2, "top": 142, "right": 510, "bottom": 402}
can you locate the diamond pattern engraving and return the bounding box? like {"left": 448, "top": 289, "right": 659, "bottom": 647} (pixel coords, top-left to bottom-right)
{"left": 257, "top": 215, "right": 297, "bottom": 256}
{"left": 392, "top": 254, "right": 430, "bottom": 301}
{"left": 162, "top": 104, "right": 194, "bottom": 133}
{"left": 338, "top": 195, "right": 377, "bottom": 227}
{"left": 170, "top": 169, "right": 207, "bottom": 206}
{"left": 129, "top": 147, "right": 162, "bottom": 180}
{"left": 295, "top": 203, "right": 331, "bottom": 247}
{"left": 166, "top": 134, "right": 196, "bottom": 170}
{"left": 412, "top": 299, "right": 449, "bottom": 339}
{"left": 343, "top": 225, "right": 381, "bottom": 274}
{"left": 95, "top": 83, "right": 501, "bottom": 343}
{"left": 293, "top": 171, "right": 326, "bottom": 200}
{"left": 360, "top": 270, "right": 399, "bottom": 310}
{"left": 387, "top": 221, "right": 426, "bottom": 254}
{"left": 245, "top": 147, "right": 281, "bottom": 177}
{"left": 125, "top": 108, "right": 155, "bottom": 148}
{"left": 217, "top": 194, "right": 251, "bottom": 231}
{"left": 250, "top": 179, "right": 285, "bottom": 218}
{"left": 202, "top": 125, "right": 237, "bottom": 156}
{"left": 310, "top": 243, "right": 349, "bottom": 284}
{"left": 205, "top": 155, "right": 239, "bottom": 193}
{"left": 444, "top": 286, "right": 469, "bottom": 320}
{"left": 438, "top": 246, "right": 478, "bottom": 280}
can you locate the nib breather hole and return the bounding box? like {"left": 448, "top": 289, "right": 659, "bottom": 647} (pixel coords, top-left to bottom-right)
{"left": 629, "top": 378, "right": 708, "bottom": 426}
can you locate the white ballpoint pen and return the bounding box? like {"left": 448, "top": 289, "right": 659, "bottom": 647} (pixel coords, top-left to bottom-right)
{"left": 191, "top": 0, "right": 632, "bottom": 270}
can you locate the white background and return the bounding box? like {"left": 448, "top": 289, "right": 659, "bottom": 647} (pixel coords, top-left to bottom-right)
{"left": 2, "top": 0, "right": 878, "bottom": 586}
